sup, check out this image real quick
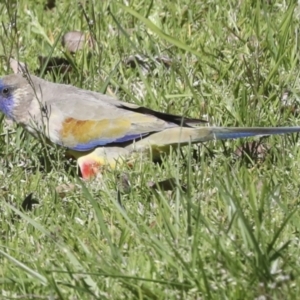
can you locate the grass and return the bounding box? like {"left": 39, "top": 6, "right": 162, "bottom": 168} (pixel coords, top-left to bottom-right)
{"left": 1, "top": 0, "right": 300, "bottom": 298}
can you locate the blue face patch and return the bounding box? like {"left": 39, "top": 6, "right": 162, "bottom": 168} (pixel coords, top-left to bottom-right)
{"left": 0, "top": 80, "right": 14, "bottom": 119}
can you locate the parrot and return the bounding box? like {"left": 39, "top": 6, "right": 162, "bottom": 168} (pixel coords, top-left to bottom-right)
{"left": 0, "top": 72, "right": 300, "bottom": 179}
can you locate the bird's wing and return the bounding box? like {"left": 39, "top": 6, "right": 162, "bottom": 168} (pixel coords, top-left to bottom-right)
{"left": 126, "top": 126, "right": 300, "bottom": 152}
{"left": 33, "top": 79, "right": 205, "bottom": 151}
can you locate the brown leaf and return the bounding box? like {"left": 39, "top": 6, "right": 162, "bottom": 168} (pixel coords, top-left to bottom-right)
{"left": 61, "top": 31, "right": 95, "bottom": 53}
{"left": 234, "top": 141, "right": 270, "bottom": 162}
{"left": 147, "top": 178, "right": 186, "bottom": 192}
{"left": 116, "top": 172, "right": 131, "bottom": 193}
{"left": 124, "top": 54, "right": 173, "bottom": 74}
{"left": 38, "top": 55, "right": 72, "bottom": 76}
{"left": 55, "top": 183, "right": 77, "bottom": 198}
{"left": 154, "top": 55, "right": 173, "bottom": 68}
{"left": 9, "top": 58, "right": 28, "bottom": 74}
{"left": 280, "top": 89, "right": 300, "bottom": 117}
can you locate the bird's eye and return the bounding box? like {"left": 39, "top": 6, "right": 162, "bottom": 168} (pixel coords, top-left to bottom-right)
{"left": 2, "top": 88, "right": 9, "bottom": 96}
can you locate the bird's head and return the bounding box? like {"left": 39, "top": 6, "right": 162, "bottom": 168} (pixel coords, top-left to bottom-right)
{"left": 0, "top": 74, "right": 35, "bottom": 120}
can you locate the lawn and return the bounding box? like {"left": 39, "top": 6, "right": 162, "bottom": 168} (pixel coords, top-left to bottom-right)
{"left": 0, "top": 0, "right": 300, "bottom": 299}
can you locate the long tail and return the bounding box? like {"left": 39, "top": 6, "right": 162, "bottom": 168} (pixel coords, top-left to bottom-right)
{"left": 204, "top": 126, "right": 300, "bottom": 141}
{"left": 127, "top": 126, "right": 300, "bottom": 150}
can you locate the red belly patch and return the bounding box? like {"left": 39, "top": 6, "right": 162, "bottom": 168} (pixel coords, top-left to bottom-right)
{"left": 80, "top": 160, "right": 101, "bottom": 179}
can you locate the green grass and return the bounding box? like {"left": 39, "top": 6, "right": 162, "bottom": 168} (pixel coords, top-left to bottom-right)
{"left": 1, "top": 0, "right": 300, "bottom": 298}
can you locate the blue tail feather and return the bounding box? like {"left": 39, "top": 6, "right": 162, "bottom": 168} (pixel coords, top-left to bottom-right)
{"left": 212, "top": 127, "right": 300, "bottom": 140}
